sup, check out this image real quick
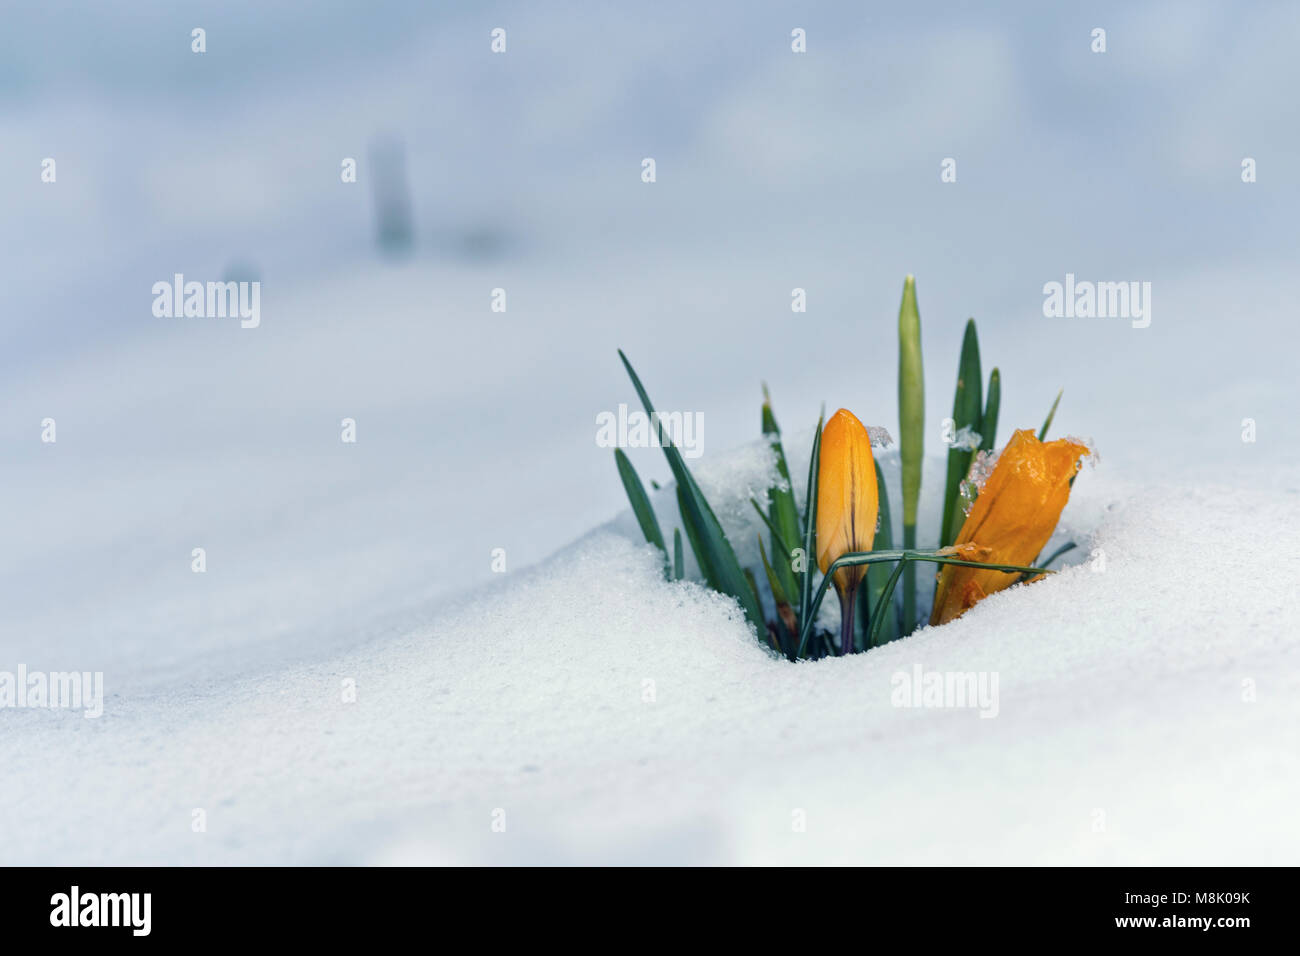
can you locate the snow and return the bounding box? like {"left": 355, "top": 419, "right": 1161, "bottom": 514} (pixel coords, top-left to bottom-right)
{"left": 3, "top": 426, "right": 1297, "bottom": 863}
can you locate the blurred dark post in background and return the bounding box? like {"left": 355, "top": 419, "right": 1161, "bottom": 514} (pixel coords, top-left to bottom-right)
{"left": 369, "top": 136, "right": 414, "bottom": 258}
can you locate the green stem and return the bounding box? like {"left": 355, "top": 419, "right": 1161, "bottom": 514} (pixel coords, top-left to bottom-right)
{"left": 1038, "top": 540, "right": 1078, "bottom": 568}
{"left": 838, "top": 580, "right": 858, "bottom": 656}
{"left": 902, "top": 523, "right": 917, "bottom": 632}
{"left": 798, "top": 410, "right": 824, "bottom": 633}
{"left": 869, "top": 560, "right": 910, "bottom": 649}
{"left": 795, "top": 549, "right": 1056, "bottom": 657}
{"left": 1020, "top": 541, "right": 1077, "bottom": 582}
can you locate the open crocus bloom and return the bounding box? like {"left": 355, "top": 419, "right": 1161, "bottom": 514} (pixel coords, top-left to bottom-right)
{"left": 816, "top": 410, "right": 879, "bottom": 651}
{"left": 930, "top": 428, "right": 1089, "bottom": 626}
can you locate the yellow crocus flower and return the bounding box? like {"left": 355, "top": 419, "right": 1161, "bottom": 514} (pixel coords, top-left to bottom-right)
{"left": 816, "top": 409, "right": 879, "bottom": 653}
{"left": 930, "top": 428, "right": 1089, "bottom": 626}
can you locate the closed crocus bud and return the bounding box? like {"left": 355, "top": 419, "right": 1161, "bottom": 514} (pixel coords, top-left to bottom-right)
{"left": 817, "top": 409, "right": 879, "bottom": 653}
{"left": 930, "top": 429, "right": 1089, "bottom": 626}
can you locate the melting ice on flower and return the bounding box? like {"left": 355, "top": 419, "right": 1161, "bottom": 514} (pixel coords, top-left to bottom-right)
{"left": 959, "top": 449, "right": 1001, "bottom": 516}
{"left": 867, "top": 425, "right": 895, "bottom": 448}
{"left": 950, "top": 426, "right": 982, "bottom": 452}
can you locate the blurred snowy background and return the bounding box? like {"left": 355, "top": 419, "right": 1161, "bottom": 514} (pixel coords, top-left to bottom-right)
{"left": 2, "top": 0, "right": 1298, "bottom": 863}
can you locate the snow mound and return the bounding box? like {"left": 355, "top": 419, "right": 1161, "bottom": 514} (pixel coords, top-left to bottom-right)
{"left": 4, "top": 438, "right": 1296, "bottom": 865}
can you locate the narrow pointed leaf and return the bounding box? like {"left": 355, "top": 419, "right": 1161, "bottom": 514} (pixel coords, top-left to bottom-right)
{"left": 868, "top": 560, "right": 909, "bottom": 649}
{"left": 1038, "top": 540, "right": 1077, "bottom": 568}
{"left": 672, "top": 528, "right": 684, "bottom": 581}
{"left": 750, "top": 499, "right": 794, "bottom": 565}
{"left": 797, "top": 409, "right": 825, "bottom": 653}
{"left": 614, "top": 449, "right": 665, "bottom": 554}
{"left": 941, "top": 318, "right": 983, "bottom": 547}
{"left": 866, "top": 459, "right": 899, "bottom": 646}
{"left": 1038, "top": 389, "right": 1063, "bottom": 441}
{"left": 620, "top": 350, "right": 765, "bottom": 633}
{"left": 677, "top": 485, "right": 717, "bottom": 588}
{"left": 897, "top": 275, "right": 924, "bottom": 632}
{"left": 743, "top": 568, "right": 763, "bottom": 625}
{"left": 757, "top": 533, "right": 789, "bottom": 605}
{"left": 979, "top": 367, "right": 1001, "bottom": 453}
{"left": 762, "top": 390, "right": 803, "bottom": 604}
{"left": 1021, "top": 540, "right": 1077, "bottom": 581}
{"left": 759, "top": 533, "right": 799, "bottom": 659}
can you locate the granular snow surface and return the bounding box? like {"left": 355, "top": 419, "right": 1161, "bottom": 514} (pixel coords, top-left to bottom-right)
{"left": 3, "top": 436, "right": 1296, "bottom": 865}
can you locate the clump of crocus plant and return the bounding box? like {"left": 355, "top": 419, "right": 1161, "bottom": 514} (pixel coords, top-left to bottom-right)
{"left": 816, "top": 409, "right": 879, "bottom": 655}
{"left": 612, "top": 276, "right": 1093, "bottom": 661}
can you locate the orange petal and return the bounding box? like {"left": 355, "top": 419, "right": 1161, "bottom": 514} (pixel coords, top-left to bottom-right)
{"left": 930, "top": 429, "right": 1088, "bottom": 625}
{"left": 816, "top": 409, "right": 879, "bottom": 596}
